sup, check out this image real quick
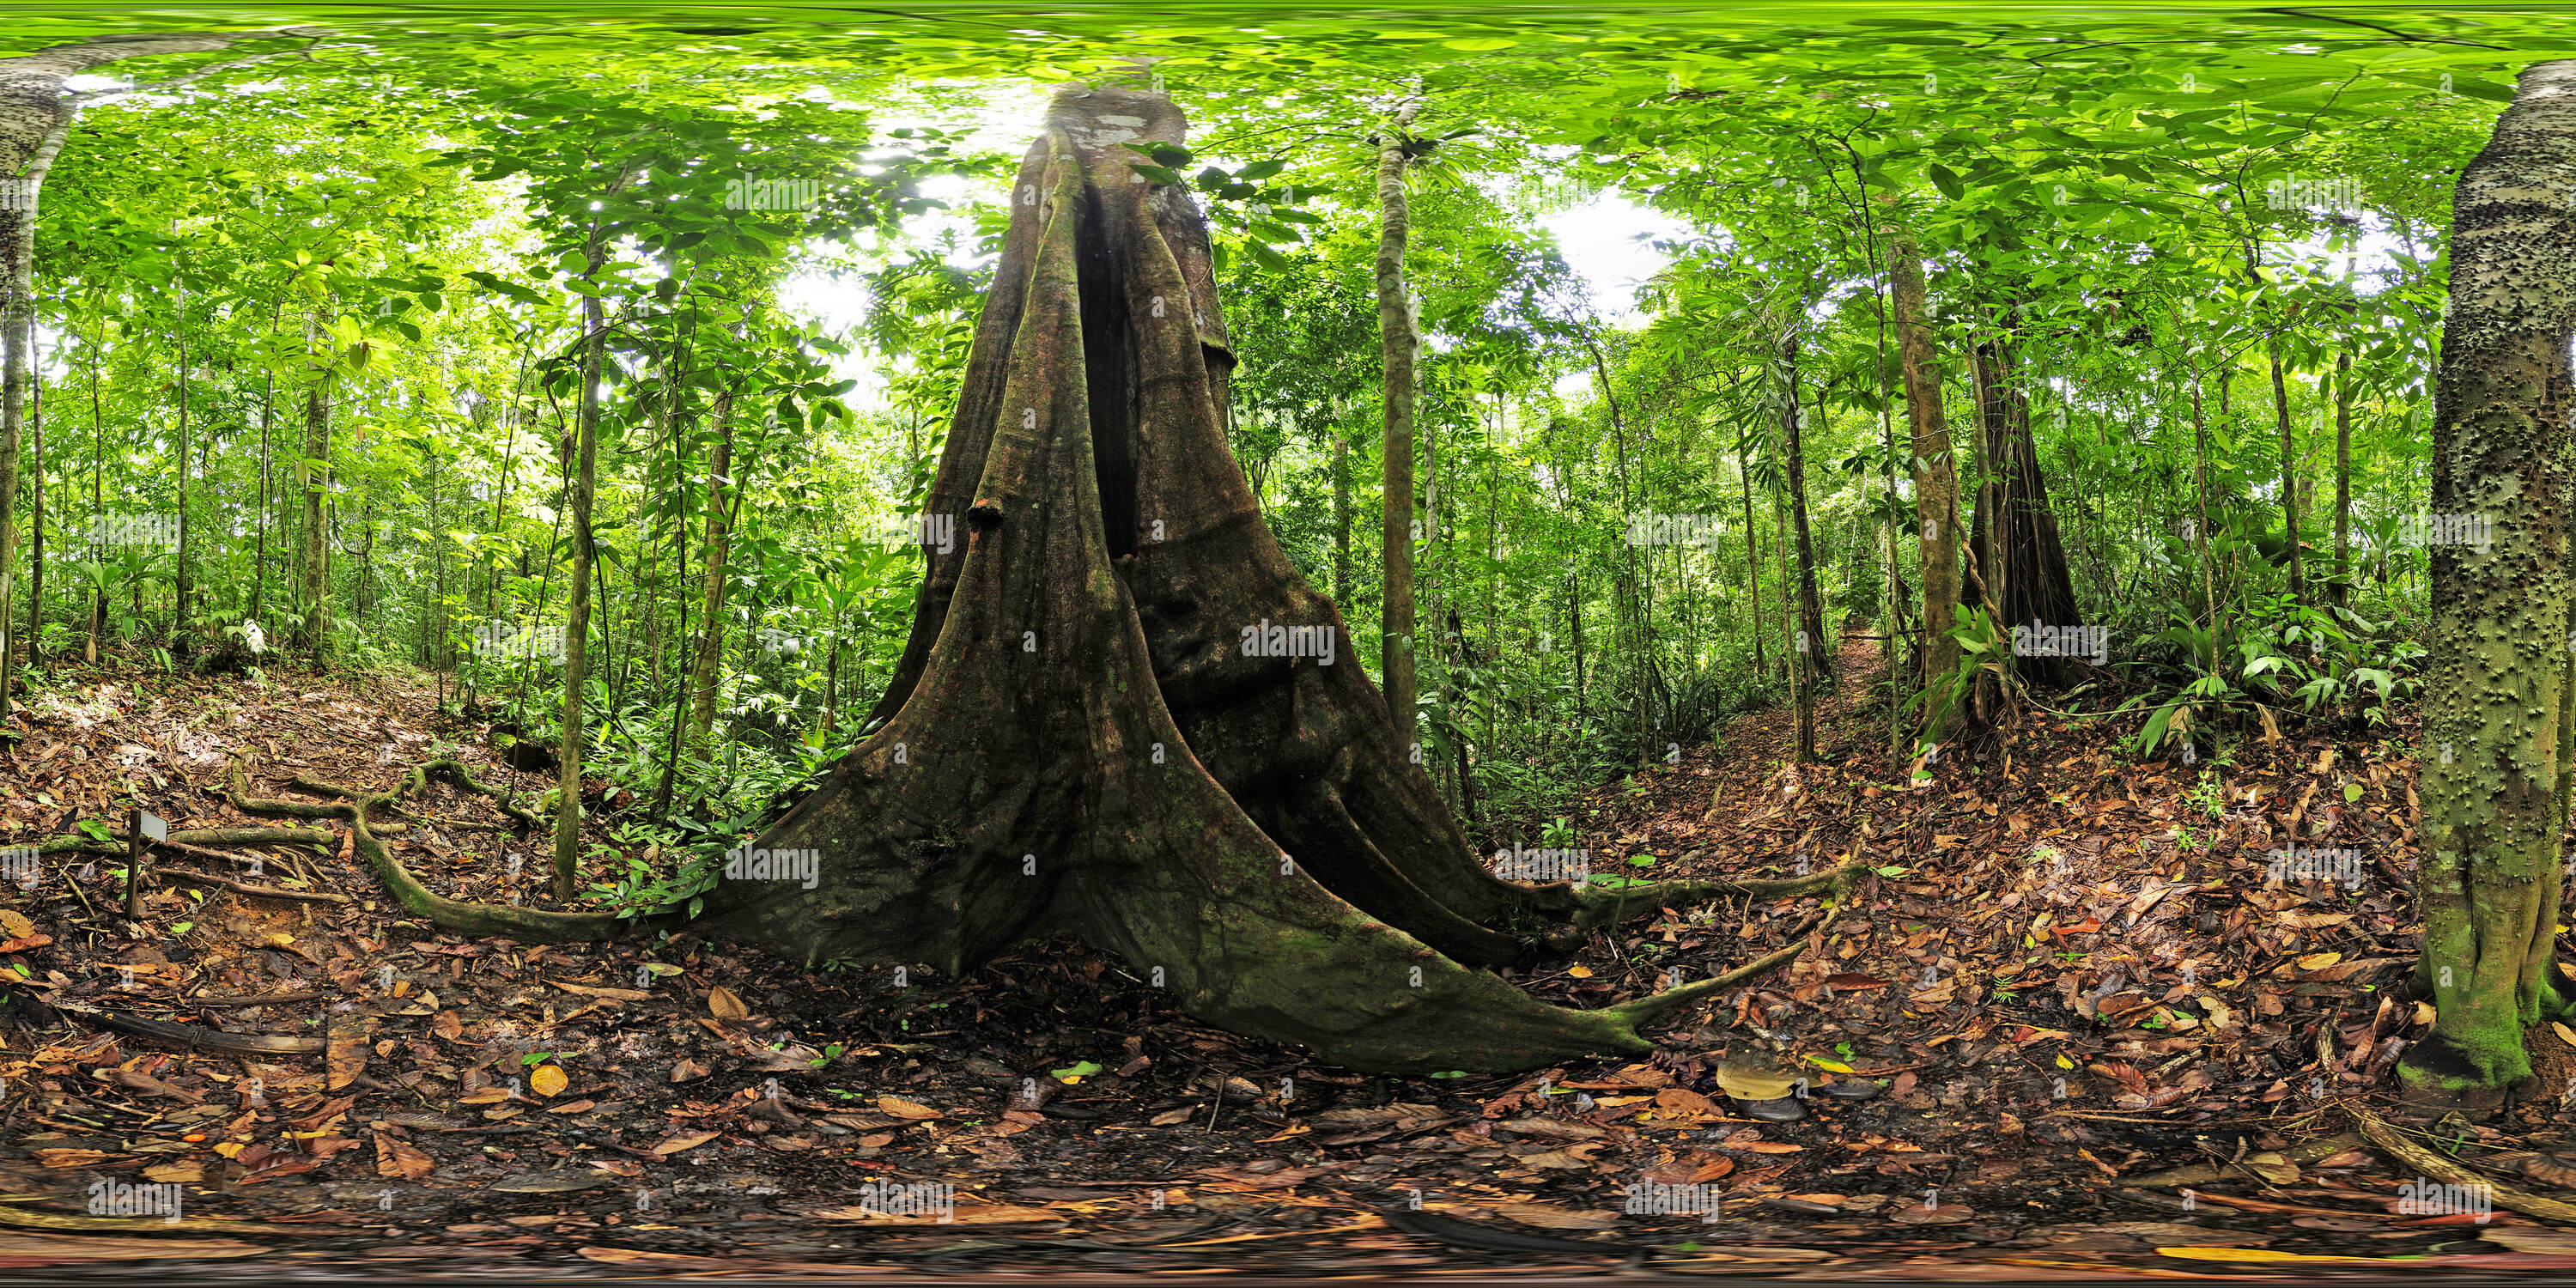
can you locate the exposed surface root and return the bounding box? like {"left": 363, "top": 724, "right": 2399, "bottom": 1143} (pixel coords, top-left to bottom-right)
{"left": 222, "top": 761, "right": 634, "bottom": 945}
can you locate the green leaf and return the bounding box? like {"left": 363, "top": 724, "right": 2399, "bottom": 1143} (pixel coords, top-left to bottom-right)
{"left": 1050, "top": 1060, "right": 1104, "bottom": 1081}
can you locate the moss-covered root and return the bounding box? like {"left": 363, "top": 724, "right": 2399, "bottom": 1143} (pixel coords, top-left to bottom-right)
{"left": 1564, "top": 864, "right": 1863, "bottom": 933}
{"left": 1610, "top": 938, "right": 1814, "bottom": 1030}
{"left": 223, "top": 759, "right": 628, "bottom": 945}
{"left": 27, "top": 825, "right": 333, "bottom": 857}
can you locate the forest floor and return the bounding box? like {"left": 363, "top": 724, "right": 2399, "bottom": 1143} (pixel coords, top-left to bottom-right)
{"left": 7, "top": 645, "right": 2576, "bottom": 1280}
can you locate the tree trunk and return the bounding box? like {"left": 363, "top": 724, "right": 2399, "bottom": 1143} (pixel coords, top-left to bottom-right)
{"left": 1331, "top": 422, "right": 1351, "bottom": 610}
{"left": 2334, "top": 347, "right": 2354, "bottom": 611}
{"left": 687, "top": 390, "right": 735, "bottom": 748}
{"left": 1738, "top": 449, "right": 1765, "bottom": 677}
{"left": 2270, "top": 337, "right": 2306, "bottom": 605}
{"left": 297, "top": 317, "right": 331, "bottom": 658}
{"left": 1781, "top": 335, "right": 1831, "bottom": 689}
{"left": 173, "top": 282, "right": 191, "bottom": 629}
{"left": 22, "top": 324, "right": 37, "bottom": 669}
{"left": 554, "top": 189, "right": 620, "bottom": 903}
{"left": 1375, "top": 105, "right": 1420, "bottom": 739}
{"left": 678, "top": 83, "right": 1820, "bottom": 1073}
{"left": 2402, "top": 58, "right": 2576, "bottom": 1109}
{"left": 1962, "top": 320, "right": 2081, "bottom": 688}
{"left": 1889, "top": 236, "right": 1959, "bottom": 724}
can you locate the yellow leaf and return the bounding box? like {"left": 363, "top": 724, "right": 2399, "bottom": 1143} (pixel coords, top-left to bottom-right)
{"left": 213, "top": 1142, "right": 246, "bottom": 1158}
{"left": 2294, "top": 951, "right": 2342, "bottom": 971}
{"left": 1568, "top": 965, "right": 1594, "bottom": 979}
{"left": 264, "top": 933, "right": 296, "bottom": 949}
{"left": 1802, "top": 1055, "right": 1855, "bottom": 1073}
{"left": 2055, "top": 1054, "right": 2075, "bottom": 1070}
{"left": 878, "top": 1096, "right": 944, "bottom": 1121}
{"left": 653, "top": 1131, "right": 722, "bottom": 1155}
{"left": 2415, "top": 1001, "right": 2438, "bottom": 1026}
{"left": 2158, "top": 1248, "right": 2393, "bottom": 1264}
{"left": 0, "top": 910, "right": 33, "bottom": 939}
{"left": 2555, "top": 1022, "right": 2576, "bottom": 1050}
{"left": 530, "top": 1065, "right": 569, "bottom": 1098}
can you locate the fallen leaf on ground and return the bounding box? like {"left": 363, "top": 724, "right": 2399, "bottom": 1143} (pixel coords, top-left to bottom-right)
{"left": 375, "top": 1138, "right": 434, "bottom": 1181}
{"left": 653, "top": 1131, "right": 722, "bottom": 1155}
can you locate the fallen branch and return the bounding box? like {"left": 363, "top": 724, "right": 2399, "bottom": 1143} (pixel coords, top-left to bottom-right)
{"left": 2129, "top": 1131, "right": 2364, "bottom": 1188}
{"left": 2354, "top": 1106, "right": 2576, "bottom": 1224}
{"left": 57, "top": 1002, "right": 325, "bottom": 1055}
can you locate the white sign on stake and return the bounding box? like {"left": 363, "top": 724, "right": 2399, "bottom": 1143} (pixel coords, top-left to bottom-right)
{"left": 138, "top": 812, "right": 168, "bottom": 843}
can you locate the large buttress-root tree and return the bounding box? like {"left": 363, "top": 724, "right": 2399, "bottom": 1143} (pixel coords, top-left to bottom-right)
{"left": 663, "top": 83, "right": 1831, "bottom": 1073}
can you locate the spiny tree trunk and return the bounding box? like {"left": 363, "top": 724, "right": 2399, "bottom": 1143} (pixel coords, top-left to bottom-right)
{"left": 1375, "top": 104, "right": 1420, "bottom": 739}
{"left": 669, "top": 82, "right": 1831, "bottom": 1073}
{"left": 2403, "top": 57, "right": 2576, "bottom": 1109}
{"left": 1962, "top": 321, "right": 2080, "bottom": 689}
{"left": 1889, "top": 235, "right": 1959, "bottom": 726}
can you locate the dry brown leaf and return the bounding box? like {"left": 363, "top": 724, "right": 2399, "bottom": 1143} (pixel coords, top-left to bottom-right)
{"left": 652, "top": 1131, "right": 722, "bottom": 1155}
{"left": 374, "top": 1137, "right": 434, "bottom": 1181}
{"left": 0, "top": 909, "right": 34, "bottom": 939}
{"left": 670, "top": 1058, "right": 712, "bottom": 1083}
{"left": 325, "top": 1033, "right": 369, "bottom": 1091}
{"left": 548, "top": 1099, "right": 597, "bottom": 1115}
{"left": 877, "top": 1096, "right": 944, "bottom": 1120}
{"left": 706, "top": 986, "right": 750, "bottom": 1020}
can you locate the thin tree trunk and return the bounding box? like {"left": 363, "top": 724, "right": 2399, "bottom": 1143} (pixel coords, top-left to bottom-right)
{"left": 1889, "top": 234, "right": 1961, "bottom": 727}
{"left": 1737, "top": 449, "right": 1765, "bottom": 677}
{"left": 556, "top": 182, "right": 623, "bottom": 902}
{"left": 2334, "top": 347, "right": 2354, "bottom": 610}
{"left": 173, "top": 281, "right": 191, "bottom": 629}
{"left": 298, "top": 313, "right": 331, "bottom": 658}
{"left": 1781, "top": 335, "right": 1831, "bottom": 685}
{"left": 1332, "top": 422, "right": 1351, "bottom": 609}
{"left": 688, "top": 390, "right": 736, "bottom": 747}
{"left": 22, "top": 321, "right": 37, "bottom": 668}
{"left": 2270, "top": 336, "right": 2306, "bottom": 605}
{"left": 252, "top": 365, "right": 271, "bottom": 627}
{"left": 1375, "top": 101, "right": 1420, "bottom": 738}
